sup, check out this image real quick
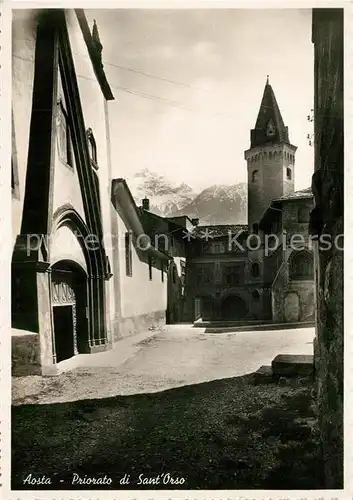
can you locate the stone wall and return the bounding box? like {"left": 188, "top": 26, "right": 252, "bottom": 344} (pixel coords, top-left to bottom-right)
{"left": 311, "top": 8, "right": 344, "bottom": 489}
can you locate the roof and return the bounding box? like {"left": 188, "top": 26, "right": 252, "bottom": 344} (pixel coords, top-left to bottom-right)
{"left": 250, "top": 77, "right": 290, "bottom": 148}
{"left": 273, "top": 187, "right": 313, "bottom": 202}
{"left": 140, "top": 209, "right": 188, "bottom": 234}
{"left": 111, "top": 179, "right": 171, "bottom": 261}
{"left": 192, "top": 224, "right": 248, "bottom": 239}
{"left": 75, "top": 10, "right": 114, "bottom": 101}
{"left": 259, "top": 187, "right": 313, "bottom": 230}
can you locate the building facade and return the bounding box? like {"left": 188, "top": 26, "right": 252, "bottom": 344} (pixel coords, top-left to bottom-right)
{"left": 185, "top": 78, "right": 315, "bottom": 324}
{"left": 11, "top": 9, "right": 185, "bottom": 376}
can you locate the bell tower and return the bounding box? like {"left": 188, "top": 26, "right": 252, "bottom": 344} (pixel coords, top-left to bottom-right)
{"left": 245, "top": 77, "right": 297, "bottom": 232}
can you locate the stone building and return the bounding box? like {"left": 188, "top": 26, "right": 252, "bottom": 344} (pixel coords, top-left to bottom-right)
{"left": 11, "top": 9, "right": 186, "bottom": 376}
{"left": 310, "top": 8, "right": 343, "bottom": 489}
{"left": 185, "top": 78, "right": 315, "bottom": 324}
{"left": 260, "top": 188, "right": 315, "bottom": 323}
{"left": 12, "top": 9, "right": 116, "bottom": 375}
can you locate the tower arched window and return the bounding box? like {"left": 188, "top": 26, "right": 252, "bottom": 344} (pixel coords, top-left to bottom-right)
{"left": 273, "top": 151, "right": 277, "bottom": 159}
{"left": 86, "top": 128, "right": 97, "bottom": 167}
{"left": 269, "top": 151, "right": 272, "bottom": 160}
{"left": 286, "top": 167, "right": 292, "bottom": 180}
{"left": 251, "top": 262, "right": 260, "bottom": 277}
{"left": 289, "top": 250, "right": 314, "bottom": 280}
{"left": 252, "top": 170, "right": 259, "bottom": 183}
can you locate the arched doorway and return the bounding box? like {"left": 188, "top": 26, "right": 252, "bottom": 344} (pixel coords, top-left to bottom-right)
{"left": 51, "top": 260, "right": 88, "bottom": 363}
{"left": 284, "top": 291, "right": 300, "bottom": 322}
{"left": 221, "top": 295, "right": 247, "bottom": 321}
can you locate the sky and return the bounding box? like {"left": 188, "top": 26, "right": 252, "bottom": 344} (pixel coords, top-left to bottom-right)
{"left": 85, "top": 8, "right": 314, "bottom": 193}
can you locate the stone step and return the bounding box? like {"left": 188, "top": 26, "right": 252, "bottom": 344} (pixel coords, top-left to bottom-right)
{"left": 203, "top": 321, "right": 315, "bottom": 334}
{"left": 272, "top": 354, "right": 314, "bottom": 377}
{"left": 253, "top": 365, "right": 274, "bottom": 385}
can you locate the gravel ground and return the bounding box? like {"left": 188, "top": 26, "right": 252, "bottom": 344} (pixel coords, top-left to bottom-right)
{"left": 12, "top": 326, "right": 321, "bottom": 490}
{"left": 12, "top": 374, "right": 322, "bottom": 490}
{"left": 12, "top": 326, "right": 314, "bottom": 405}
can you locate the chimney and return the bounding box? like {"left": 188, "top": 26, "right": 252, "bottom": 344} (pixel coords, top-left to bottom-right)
{"left": 191, "top": 218, "right": 199, "bottom": 226}
{"left": 142, "top": 197, "right": 150, "bottom": 211}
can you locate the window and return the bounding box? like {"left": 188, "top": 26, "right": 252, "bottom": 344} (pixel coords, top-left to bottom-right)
{"left": 298, "top": 206, "right": 310, "bottom": 223}
{"left": 252, "top": 170, "right": 259, "bottom": 183}
{"left": 196, "top": 267, "right": 211, "bottom": 285}
{"left": 252, "top": 223, "right": 259, "bottom": 235}
{"left": 251, "top": 262, "right": 260, "bottom": 277}
{"left": 252, "top": 290, "right": 260, "bottom": 300}
{"left": 214, "top": 243, "right": 221, "bottom": 253}
{"left": 57, "top": 101, "right": 73, "bottom": 167}
{"left": 286, "top": 167, "right": 292, "bottom": 180}
{"left": 180, "top": 261, "right": 186, "bottom": 290}
{"left": 289, "top": 250, "right": 314, "bottom": 280}
{"left": 87, "top": 128, "right": 97, "bottom": 167}
{"left": 225, "top": 267, "right": 240, "bottom": 285}
{"left": 148, "top": 256, "right": 153, "bottom": 280}
{"left": 125, "top": 232, "right": 132, "bottom": 276}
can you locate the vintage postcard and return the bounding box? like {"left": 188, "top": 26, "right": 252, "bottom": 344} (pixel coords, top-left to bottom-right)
{"left": 0, "top": 0, "right": 350, "bottom": 497}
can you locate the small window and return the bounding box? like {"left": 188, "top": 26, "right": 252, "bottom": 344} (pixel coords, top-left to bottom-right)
{"left": 125, "top": 232, "right": 132, "bottom": 277}
{"left": 298, "top": 206, "right": 310, "bottom": 223}
{"left": 57, "top": 101, "right": 73, "bottom": 167}
{"left": 87, "top": 128, "right": 97, "bottom": 167}
{"left": 148, "top": 256, "right": 153, "bottom": 280}
{"left": 286, "top": 167, "right": 292, "bottom": 180}
{"left": 251, "top": 262, "right": 260, "bottom": 277}
{"left": 252, "top": 170, "right": 259, "bottom": 183}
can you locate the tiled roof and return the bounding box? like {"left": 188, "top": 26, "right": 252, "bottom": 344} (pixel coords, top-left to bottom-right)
{"left": 251, "top": 78, "right": 290, "bottom": 148}
{"left": 274, "top": 187, "right": 313, "bottom": 202}
{"left": 192, "top": 224, "right": 248, "bottom": 239}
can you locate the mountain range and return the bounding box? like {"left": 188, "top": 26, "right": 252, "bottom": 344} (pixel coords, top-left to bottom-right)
{"left": 128, "top": 168, "right": 247, "bottom": 225}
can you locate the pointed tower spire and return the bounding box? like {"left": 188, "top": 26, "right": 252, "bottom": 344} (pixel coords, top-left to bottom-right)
{"left": 266, "top": 74, "right": 269, "bottom": 85}
{"left": 250, "top": 78, "right": 289, "bottom": 148}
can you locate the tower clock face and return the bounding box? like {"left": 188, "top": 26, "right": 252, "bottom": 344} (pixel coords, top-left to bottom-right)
{"left": 266, "top": 120, "right": 276, "bottom": 137}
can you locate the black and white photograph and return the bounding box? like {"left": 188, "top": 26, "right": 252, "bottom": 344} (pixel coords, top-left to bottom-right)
{"left": 4, "top": 2, "right": 346, "bottom": 494}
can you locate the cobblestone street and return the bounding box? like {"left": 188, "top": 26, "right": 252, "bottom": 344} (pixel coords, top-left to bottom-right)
{"left": 12, "top": 326, "right": 314, "bottom": 405}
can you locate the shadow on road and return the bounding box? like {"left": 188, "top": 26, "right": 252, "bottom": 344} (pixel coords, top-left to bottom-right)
{"left": 12, "top": 371, "right": 324, "bottom": 490}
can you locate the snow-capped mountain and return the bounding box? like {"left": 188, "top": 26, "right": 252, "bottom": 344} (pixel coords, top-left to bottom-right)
{"left": 128, "top": 169, "right": 247, "bottom": 225}
{"left": 128, "top": 169, "right": 196, "bottom": 216}
{"left": 175, "top": 183, "right": 247, "bottom": 224}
